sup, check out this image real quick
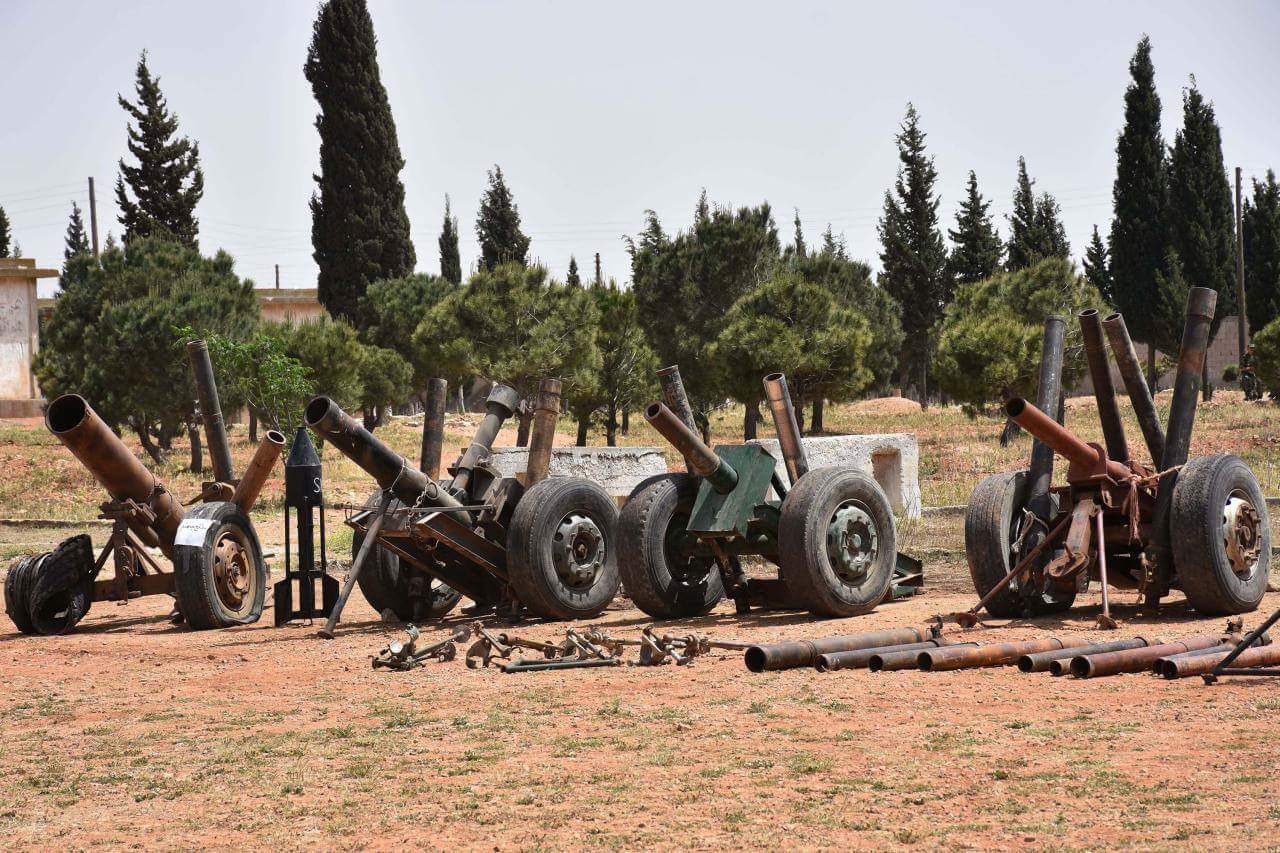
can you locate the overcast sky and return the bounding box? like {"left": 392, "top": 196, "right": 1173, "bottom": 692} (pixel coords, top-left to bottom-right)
{"left": 4, "top": 1, "right": 1279, "bottom": 297}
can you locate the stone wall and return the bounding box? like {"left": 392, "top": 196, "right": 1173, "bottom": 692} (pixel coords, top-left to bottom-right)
{"left": 748, "top": 433, "right": 923, "bottom": 518}
{"left": 485, "top": 446, "right": 669, "bottom": 501}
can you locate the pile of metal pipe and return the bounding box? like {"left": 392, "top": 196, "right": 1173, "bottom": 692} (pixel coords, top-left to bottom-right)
{"left": 814, "top": 639, "right": 945, "bottom": 673}
{"left": 1068, "top": 635, "right": 1225, "bottom": 679}
{"left": 1154, "top": 635, "right": 1274, "bottom": 679}
{"left": 870, "top": 642, "right": 978, "bottom": 672}
{"left": 918, "top": 638, "right": 1075, "bottom": 672}
{"left": 743, "top": 626, "right": 938, "bottom": 672}
{"left": 1018, "top": 637, "right": 1156, "bottom": 674}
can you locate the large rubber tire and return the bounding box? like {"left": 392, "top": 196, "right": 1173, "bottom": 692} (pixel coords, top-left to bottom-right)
{"left": 4, "top": 554, "right": 39, "bottom": 635}
{"left": 28, "top": 534, "right": 95, "bottom": 635}
{"left": 173, "top": 502, "right": 267, "bottom": 630}
{"left": 1172, "top": 454, "right": 1270, "bottom": 615}
{"left": 779, "top": 466, "right": 896, "bottom": 618}
{"left": 964, "top": 470, "right": 1074, "bottom": 618}
{"left": 617, "top": 473, "right": 725, "bottom": 619}
{"left": 351, "top": 491, "right": 462, "bottom": 621}
{"left": 507, "top": 477, "right": 620, "bottom": 621}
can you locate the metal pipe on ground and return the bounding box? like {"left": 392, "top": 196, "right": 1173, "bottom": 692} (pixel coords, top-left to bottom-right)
{"left": 46, "top": 394, "right": 185, "bottom": 556}
{"left": 1070, "top": 635, "right": 1224, "bottom": 678}
{"left": 646, "top": 402, "right": 738, "bottom": 494}
{"left": 1004, "top": 398, "right": 1132, "bottom": 481}
{"left": 419, "top": 378, "right": 448, "bottom": 478}
{"left": 186, "top": 339, "right": 235, "bottom": 484}
{"left": 871, "top": 643, "right": 978, "bottom": 672}
{"left": 449, "top": 384, "right": 522, "bottom": 495}
{"left": 919, "top": 638, "right": 1071, "bottom": 672}
{"left": 814, "top": 639, "right": 945, "bottom": 673}
{"left": 524, "top": 378, "right": 561, "bottom": 487}
{"left": 762, "top": 373, "right": 809, "bottom": 487}
{"left": 1027, "top": 316, "right": 1066, "bottom": 521}
{"left": 1079, "top": 310, "right": 1129, "bottom": 464}
{"left": 1151, "top": 644, "right": 1237, "bottom": 678}
{"left": 1164, "top": 643, "right": 1280, "bottom": 679}
{"left": 232, "top": 430, "right": 285, "bottom": 514}
{"left": 744, "top": 626, "right": 936, "bottom": 672}
{"left": 1019, "top": 637, "right": 1155, "bottom": 674}
{"left": 1101, "top": 313, "right": 1165, "bottom": 465}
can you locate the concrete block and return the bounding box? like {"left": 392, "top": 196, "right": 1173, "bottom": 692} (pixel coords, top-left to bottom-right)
{"left": 485, "top": 446, "right": 669, "bottom": 500}
{"left": 746, "top": 433, "right": 922, "bottom": 519}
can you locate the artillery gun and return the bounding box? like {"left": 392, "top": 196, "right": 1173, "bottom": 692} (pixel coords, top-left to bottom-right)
{"left": 305, "top": 379, "right": 621, "bottom": 622}
{"left": 618, "top": 369, "right": 910, "bottom": 619}
{"left": 964, "top": 287, "right": 1270, "bottom": 623}
{"left": 5, "top": 341, "right": 283, "bottom": 634}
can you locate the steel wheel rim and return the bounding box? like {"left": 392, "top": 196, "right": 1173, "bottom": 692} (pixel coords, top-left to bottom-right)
{"left": 1222, "top": 490, "right": 1262, "bottom": 578}
{"left": 826, "top": 500, "right": 878, "bottom": 585}
{"left": 212, "top": 526, "right": 255, "bottom": 612}
{"left": 552, "top": 512, "right": 605, "bottom": 590}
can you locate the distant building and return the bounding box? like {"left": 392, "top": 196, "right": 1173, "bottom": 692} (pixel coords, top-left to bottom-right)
{"left": 1069, "top": 315, "right": 1247, "bottom": 397}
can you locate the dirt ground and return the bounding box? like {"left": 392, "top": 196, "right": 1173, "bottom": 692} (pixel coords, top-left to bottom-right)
{"left": 3, "top": 395, "right": 1280, "bottom": 849}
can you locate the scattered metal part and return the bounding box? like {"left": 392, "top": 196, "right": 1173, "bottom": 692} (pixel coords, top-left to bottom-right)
{"left": 373, "top": 624, "right": 469, "bottom": 671}
{"left": 1205, "top": 607, "right": 1280, "bottom": 683}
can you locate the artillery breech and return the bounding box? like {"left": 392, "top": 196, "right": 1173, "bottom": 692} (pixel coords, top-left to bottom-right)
{"left": 815, "top": 639, "right": 944, "bottom": 673}
{"left": 1004, "top": 398, "right": 1131, "bottom": 481}
{"left": 1069, "top": 635, "right": 1224, "bottom": 678}
{"left": 186, "top": 339, "right": 235, "bottom": 484}
{"left": 1019, "top": 637, "right": 1154, "bottom": 674}
{"left": 419, "top": 378, "right": 448, "bottom": 478}
{"left": 645, "top": 402, "right": 738, "bottom": 494}
{"left": 305, "top": 396, "right": 463, "bottom": 511}
{"left": 918, "top": 638, "right": 1070, "bottom": 672}
{"left": 1165, "top": 643, "right": 1280, "bottom": 679}
{"left": 744, "top": 626, "right": 935, "bottom": 672}
{"left": 46, "top": 394, "right": 185, "bottom": 556}
{"left": 1102, "top": 313, "right": 1165, "bottom": 465}
{"left": 450, "top": 384, "right": 521, "bottom": 494}
{"left": 525, "top": 378, "right": 561, "bottom": 487}
{"left": 1028, "top": 316, "right": 1066, "bottom": 521}
{"left": 871, "top": 643, "right": 978, "bottom": 672}
{"left": 232, "top": 430, "right": 285, "bottom": 514}
{"left": 763, "top": 373, "right": 809, "bottom": 486}
{"left": 1079, "top": 309, "right": 1129, "bottom": 464}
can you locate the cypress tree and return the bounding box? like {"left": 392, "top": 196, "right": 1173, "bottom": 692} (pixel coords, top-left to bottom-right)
{"left": 438, "top": 194, "right": 461, "bottom": 285}
{"left": 113, "top": 53, "right": 204, "bottom": 249}
{"left": 0, "top": 205, "right": 10, "bottom": 257}
{"left": 1006, "top": 158, "right": 1038, "bottom": 270}
{"left": 1083, "top": 225, "right": 1114, "bottom": 305}
{"left": 1033, "top": 193, "right": 1070, "bottom": 260}
{"left": 793, "top": 209, "right": 807, "bottom": 258}
{"left": 64, "top": 202, "right": 91, "bottom": 262}
{"left": 593, "top": 252, "right": 603, "bottom": 287}
{"left": 306, "top": 0, "right": 416, "bottom": 326}
{"left": 475, "top": 165, "right": 530, "bottom": 269}
{"left": 877, "top": 104, "right": 949, "bottom": 399}
{"left": 1243, "top": 171, "right": 1280, "bottom": 333}
{"left": 948, "top": 170, "right": 1003, "bottom": 283}
{"left": 566, "top": 255, "right": 581, "bottom": 287}
{"left": 1109, "top": 36, "right": 1169, "bottom": 378}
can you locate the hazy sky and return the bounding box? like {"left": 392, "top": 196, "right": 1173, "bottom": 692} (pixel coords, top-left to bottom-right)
{"left": 4, "top": 1, "right": 1279, "bottom": 297}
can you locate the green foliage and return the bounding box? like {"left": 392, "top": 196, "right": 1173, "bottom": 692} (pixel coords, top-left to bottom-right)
{"left": 63, "top": 203, "right": 90, "bottom": 262}
{"left": 568, "top": 281, "right": 657, "bottom": 444}
{"left": 877, "top": 104, "right": 950, "bottom": 395}
{"left": 275, "top": 317, "right": 364, "bottom": 409}
{"left": 33, "top": 236, "right": 258, "bottom": 460}
{"left": 566, "top": 256, "right": 581, "bottom": 287}
{"left": 712, "top": 269, "right": 873, "bottom": 416}
{"left": 1252, "top": 317, "right": 1280, "bottom": 396}
{"left": 1243, "top": 171, "right": 1280, "bottom": 333}
{"left": 934, "top": 258, "right": 1101, "bottom": 414}
{"left": 358, "top": 272, "right": 459, "bottom": 389}
{"left": 438, "top": 194, "right": 462, "bottom": 285}
{"left": 1221, "top": 363, "right": 1239, "bottom": 383}
{"left": 0, "top": 205, "right": 9, "bottom": 257}
{"left": 187, "top": 328, "right": 314, "bottom": 435}
{"left": 1109, "top": 36, "right": 1170, "bottom": 351}
{"left": 1006, "top": 158, "right": 1069, "bottom": 270}
{"left": 948, "top": 170, "right": 1002, "bottom": 284}
{"left": 1083, "top": 225, "right": 1113, "bottom": 305}
{"left": 792, "top": 210, "right": 807, "bottom": 258}
{"left": 306, "top": 0, "right": 416, "bottom": 326}
{"left": 414, "top": 263, "right": 601, "bottom": 404}
{"left": 114, "top": 53, "right": 204, "bottom": 249}
{"left": 630, "top": 196, "right": 779, "bottom": 429}
{"left": 476, "top": 166, "right": 530, "bottom": 270}
{"left": 357, "top": 345, "right": 414, "bottom": 419}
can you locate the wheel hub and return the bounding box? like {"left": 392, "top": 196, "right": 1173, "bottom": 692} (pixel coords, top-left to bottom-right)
{"left": 826, "top": 501, "right": 878, "bottom": 584}
{"left": 552, "top": 513, "right": 604, "bottom": 589}
{"left": 1222, "top": 492, "right": 1262, "bottom": 577}
{"left": 212, "top": 530, "right": 253, "bottom": 609}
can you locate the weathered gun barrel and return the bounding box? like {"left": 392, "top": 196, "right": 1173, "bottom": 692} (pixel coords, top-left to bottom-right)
{"left": 450, "top": 384, "right": 521, "bottom": 494}
{"left": 645, "top": 402, "right": 738, "bottom": 494}
{"left": 743, "top": 626, "right": 935, "bottom": 672}
{"left": 1101, "top": 312, "right": 1165, "bottom": 464}
{"left": 1027, "top": 316, "right": 1066, "bottom": 522}
{"left": 525, "top": 378, "right": 561, "bottom": 487}
{"left": 763, "top": 373, "right": 809, "bottom": 486}
{"left": 1018, "top": 637, "right": 1154, "bottom": 673}
{"left": 232, "top": 430, "right": 285, "bottom": 514}
{"left": 1079, "top": 309, "right": 1129, "bottom": 464}
{"left": 1069, "top": 635, "right": 1224, "bottom": 678}
{"left": 419, "top": 378, "right": 448, "bottom": 478}
{"left": 814, "top": 638, "right": 945, "bottom": 673}
{"left": 305, "top": 396, "right": 460, "bottom": 510}
{"left": 1004, "top": 398, "right": 1131, "bottom": 481}
{"left": 918, "top": 638, "right": 1070, "bottom": 672}
{"left": 1160, "top": 642, "right": 1280, "bottom": 679}
{"left": 46, "top": 394, "right": 185, "bottom": 556}
{"left": 656, "top": 365, "right": 698, "bottom": 473}
{"left": 186, "top": 339, "right": 235, "bottom": 484}
{"left": 870, "top": 642, "right": 978, "bottom": 672}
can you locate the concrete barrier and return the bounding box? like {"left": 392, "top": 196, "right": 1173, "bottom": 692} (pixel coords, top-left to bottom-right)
{"left": 747, "top": 433, "right": 922, "bottom": 518}
{"left": 485, "top": 446, "right": 669, "bottom": 500}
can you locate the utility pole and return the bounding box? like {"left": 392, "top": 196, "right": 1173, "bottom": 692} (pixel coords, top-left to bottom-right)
{"left": 1235, "top": 166, "right": 1248, "bottom": 359}
{"left": 275, "top": 263, "right": 280, "bottom": 289}
{"left": 87, "top": 177, "right": 100, "bottom": 258}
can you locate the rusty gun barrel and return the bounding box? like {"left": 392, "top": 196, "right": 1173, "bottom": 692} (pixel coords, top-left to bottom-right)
{"left": 1102, "top": 313, "right": 1165, "bottom": 465}
{"left": 1069, "top": 634, "right": 1224, "bottom": 678}
{"left": 814, "top": 639, "right": 945, "bottom": 673}
{"left": 645, "top": 402, "right": 738, "bottom": 494}
{"left": 1004, "top": 398, "right": 1131, "bottom": 481}
{"left": 450, "top": 384, "right": 521, "bottom": 495}
{"left": 305, "top": 396, "right": 461, "bottom": 511}
{"left": 46, "top": 394, "right": 185, "bottom": 556}
{"left": 919, "top": 638, "right": 1072, "bottom": 672}
{"left": 1018, "top": 637, "right": 1154, "bottom": 673}
{"left": 419, "top": 378, "right": 448, "bottom": 478}
{"left": 744, "top": 626, "right": 936, "bottom": 672}
{"left": 1028, "top": 316, "right": 1066, "bottom": 522}
{"left": 232, "top": 430, "right": 285, "bottom": 514}
{"left": 525, "top": 378, "right": 561, "bottom": 487}
{"left": 1161, "top": 642, "right": 1280, "bottom": 679}
{"left": 763, "top": 372, "right": 809, "bottom": 486}
{"left": 1079, "top": 309, "right": 1129, "bottom": 464}
{"left": 870, "top": 642, "right": 978, "bottom": 671}
{"left": 186, "top": 339, "right": 235, "bottom": 484}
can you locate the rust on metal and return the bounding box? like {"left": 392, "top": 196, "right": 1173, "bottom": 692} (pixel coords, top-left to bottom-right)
{"left": 419, "top": 378, "right": 448, "bottom": 478}
{"left": 232, "top": 430, "right": 285, "bottom": 514}
{"left": 449, "top": 384, "right": 521, "bottom": 495}
{"left": 646, "top": 402, "right": 738, "bottom": 494}
{"left": 744, "top": 626, "right": 937, "bottom": 672}
{"left": 870, "top": 643, "right": 978, "bottom": 672}
{"left": 1004, "top": 398, "right": 1131, "bottom": 482}
{"left": 762, "top": 372, "right": 809, "bottom": 486}
{"left": 815, "top": 639, "right": 944, "bottom": 672}
{"left": 525, "top": 378, "right": 561, "bottom": 487}
{"left": 1019, "top": 637, "right": 1154, "bottom": 673}
{"left": 1179, "top": 642, "right": 1280, "bottom": 679}
{"left": 1069, "top": 635, "right": 1225, "bottom": 678}
{"left": 1078, "top": 310, "right": 1128, "bottom": 464}
{"left": 1101, "top": 313, "right": 1165, "bottom": 465}
{"left": 186, "top": 339, "right": 235, "bottom": 484}
{"left": 918, "top": 638, "right": 1070, "bottom": 672}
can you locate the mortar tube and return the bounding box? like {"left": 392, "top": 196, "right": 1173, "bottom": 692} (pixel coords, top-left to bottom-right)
{"left": 1019, "top": 637, "right": 1153, "bottom": 673}
{"left": 232, "top": 430, "right": 285, "bottom": 514}
{"left": 743, "top": 626, "right": 933, "bottom": 672}
{"left": 1069, "top": 635, "right": 1223, "bottom": 678}
{"left": 186, "top": 339, "right": 235, "bottom": 484}
{"left": 646, "top": 402, "right": 738, "bottom": 494}
{"left": 1151, "top": 644, "right": 1237, "bottom": 678}
{"left": 1079, "top": 310, "right": 1129, "bottom": 464}
{"left": 1027, "top": 316, "right": 1066, "bottom": 521}
{"left": 657, "top": 365, "right": 698, "bottom": 473}
{"left": 524, "top": 378, "right": 561, "bottom": 487}
{"left": 1161, "top": 642, "right": 1280, "bottom": 679}
{"left": 919, "top": 638, "right": 1069, "bottom": 672}
{"left": 1102, "top": 313, "right": 1165, "bottom": 465}
{"left": 1005, "top": 398, "right": 1131, "bottom": 481}
{"left": 419, "top": 378, "right": 448, "bottom": 478}
{"left": 870, "top": 643, "right": 978, "bottom": 672}
{"left": 450, "top": 384, "right": 521, "bottom": 496}
{"left": 762, "top": 372, "right": 810, "bottom": 487}
{"left": 814, "top": 639, "right": 944, "bottom": 673}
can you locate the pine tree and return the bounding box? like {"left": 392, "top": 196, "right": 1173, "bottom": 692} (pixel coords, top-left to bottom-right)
{"left": 438, "top": 194, "right": 461, "bottom": 285}
{"left": 1006, "top": 158, "right": 1038, "bottom": 270}
{"left": 1083, "top": 225, "right": 1114, "bottom": 304}
{"left": 593, "top": 252, "right": 603, "bottom": 287}
{"left": 948, "top": 170, "right": 1003, "bottom": 283}
{"left": 306, "top": 0, "right": 416, "bottom": 326}
{"left": 63, "top": 202, "right": 91, "bottom": 262}
{"left": 877, "top": 104, "right": 949, "bottom": 399}
{"left": 1243, "top": 171, "right": 1280, "bottom": 333}
{"left": 566, "top": 255, "right": 581, "bottom": 286}
{"left": 113, "top": 52, "right": 204, "bottom": 249}
{"left": 1109, "top": 36, "right": 1169, "bottom": 377}
{"left": 475, "top": 165, "right": 530, "bottom": 269}
{"left": 1033, "top": 193, "right": 1070, "bottom": 259}
{"left": 793, "top": 209, "right": 807, "bottom": 258}
{"left": 0, "top": 206, "right": 10, "bottom": 258}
